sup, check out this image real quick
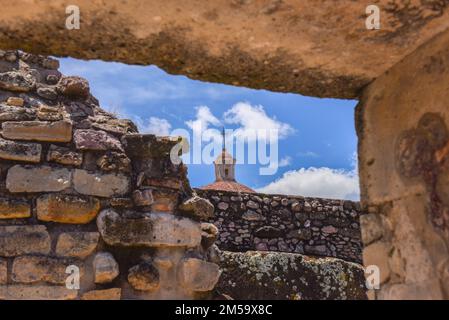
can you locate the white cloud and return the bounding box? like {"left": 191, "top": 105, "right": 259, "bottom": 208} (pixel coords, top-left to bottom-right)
{"left": 257, "top": 166, "right": 360, "bottom": 200}
{"left": 185, "top": 106, "right": 221, "bottom": 141}
{"left": 278, "top": 156, "right": 292, "bottom": 167}
{"left": 133, "top": 116, "right": 172, "bottom": 136}
{"left": 224, "top": 102, "right": 294, "bottom": 141}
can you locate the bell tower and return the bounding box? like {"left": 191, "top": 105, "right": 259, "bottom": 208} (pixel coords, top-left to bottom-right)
{"left": 214, "top": 128, "right": 235, "bottom": 181}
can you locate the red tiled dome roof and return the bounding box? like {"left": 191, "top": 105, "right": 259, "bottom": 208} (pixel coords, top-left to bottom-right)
{"left": 200, "top": 180, "right": 255, "bottom": 193}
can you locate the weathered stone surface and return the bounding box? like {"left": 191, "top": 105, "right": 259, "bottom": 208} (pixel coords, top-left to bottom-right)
{"left": 360, "top": 214, "right": 384, "bottom": 246}
{"left": 6, "top": 165, "right": 71, "bottom": 193}
{"left": 0, "top": 138, "right": 41, "bottom": 163}
{"left": 179, "top": 195, "right": 214, "bottom": 220}
{"left": 122, "top": 134, "right": 185, "bottom": 158}
{"left": 1, "top": 120, "right": 72, "bottom": 142}
{"left": 37, "top": 105, "right": 62, "bottom": 121}
{"left": 0, "top": 105, "right": 35, "bottom": 121}
{"left": 93, "top": 252, "right": 119, "bottom": 284}
{"left": 74, "top": 129, "right": 123, "bottom": 152}
{"left": 132, "top": 189, "right": 154, "bottom": 206}
{"left": 56, "top": 232, "right": 99, "bottom": 259}
{"left": 4, "top": 1, "right": 449, "bottom": 99}
{"left": 0, "top": 258, "right": 6, "bottom": 284}
{"left": 378, "top": 280, "right": 444, "bottom": 300}
{"left": 128, "top": 261, "right": 160, "bottom": 291}
{"left": 92, "top": 118, "right": 137, "bottom": 135}
{"left": 0, "top": 71, "right": 35, "bottom": 92}
{"left": 201, "top": 222, "right": 218, "bottom": 249}
{"left": 58, "top": 76, "right": 90, "bottom": 99}
{"left": 81, "top": 288, "right": 121, "bottom": 300}
{"left": 47, "top": 144, "right": 82, "bottom": 166}
{"left": 242, "top": 210, "right": 264, "bottom": 221}
{"left": 73, "top": 169, "right": 130, "bottom": 197}
{"left": 37, "top": 194, "right": 100, "bottom": 224}
{"left": 97, "top": 151, "right": 131, "bottom": 172}
{"left": 97, "top": 209, "right": 202, "bottom": 248}
{"left": 178, "top": 258, "right": 220, "bottom": 292}
{"left": 0, "top": 225, "right": 51, "bottom": 256}
{"left": 12, "top": 255, "right": 82, "bottom": 285}
{"left": 0, "top": 285, "right": 77, "bottom": 300}
{"left": 0, "top": 197, "right": 30, "bottom": 219}
{"left": 151, "top": 189, "right": 178, "bottom": 213}
{"left": 36, "top": 86, "right": 58, "bottom": 100}
{"left": 217, "top": 250, "right": 367, "bottom": 300}
{"left": 6, "top": 97, "right": 24, "bottom": 106}
{"left": 363, "top": 242, "right": 391, "bottom": 285}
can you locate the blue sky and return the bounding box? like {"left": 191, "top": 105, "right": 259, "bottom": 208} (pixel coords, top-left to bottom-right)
{"left": 59, "top": 58, "right": 359, "bottom": 200}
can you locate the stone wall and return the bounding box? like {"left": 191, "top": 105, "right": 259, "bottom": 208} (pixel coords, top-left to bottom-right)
{"left": 357, "top": 28, "right": 449, "bottom": 299}
{"left": 197, "top": 189, "right": 363, "bottom": 264}
{"left": 0, "top": 50, "right": 220, "bottom": 300}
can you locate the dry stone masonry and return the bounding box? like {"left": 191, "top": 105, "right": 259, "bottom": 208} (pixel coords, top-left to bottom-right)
{"left": 197, "top": 190, "right": 363, "bottom": 263}
{"left": 0, "top": 50, "right": 220, "bottom": 300}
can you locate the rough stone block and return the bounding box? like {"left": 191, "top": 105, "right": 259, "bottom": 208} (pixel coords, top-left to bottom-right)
{"left": 121, "top": 134, "right": 185, "bottom": 158}
{"left": 0, "top": 138, "right": 41, "bottom": 163}
{"left": 0, "top": 225, "right": 51, "bottom": 257}
{"left": 179, "top": 196, "right": 214, "bottom": 220}
{"left": 1, "top": 120, "right": 72, "bottom": 142}
{"left": 0, "top": 71, "right": 35, "bottom": 92}
{"left": 132, "top": 189, "right": 154, "bottom": 206}
{"left": 58, "top": 76, "right": 90, "bottom": 99}
{"left": 37, "top": 194, "right": 100, "bottom": 224}
{"left": 0, "top": 197, "right": 31, "bottom": 219}
{"left": 151, "top": 190, "right": 178, "bottom": 213}
{"left": 73, "top": 169, "right": 130, "bottom": 197}
{"left": 47, "top": 144, "right": 82, "bottom": 166}
{"left": 0, "top": 285, "right": 78, "bottom": 300}
{"left": 74, "top": 129, "right": 123, "bottom": 152}
{"left": 12, "top": 255, "right": 82, "bottom": 285}
{"left": 0, "top": 105, "right": 35, "bottom": 121}
{"left": 6, "top": 165, "right": 71, "bottom": 193}
{"left": 56, "top": 232, "right": 100, "bottom": 259}
{"left": 96, "top": 151, "right": 131, "bottom": 172}
{"left": 360, "top": 213, "right": 384, "bottom": 245}
{"left": 178, "top": 258, "right": 220, "bottom": 292}
{"left": 0, "top": 258, "right": 6, "bottom": 284}
{"left": 6, "top": 97, "right": 24, "bottom": 107}
{"left": 93, "top": 252, "right": 119, "bottom": 284}
{"left": 81, "top": 288, "right": 121, "bottom": 300}
{"left": 128, "top": 261, "right": 160, "bottom": 291}
{"left": 97, "top": 209, "right": 202, "bottom": 248}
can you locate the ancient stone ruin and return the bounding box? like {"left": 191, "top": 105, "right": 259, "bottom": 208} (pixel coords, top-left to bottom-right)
{"left": 0, "top": 50, "right": 221, "bottom": 299}
{"left": 2, "top": 0, "right": 449, "bottom": 300}
{"left": 0, "top": 50, "right": 366, "bottom": 300}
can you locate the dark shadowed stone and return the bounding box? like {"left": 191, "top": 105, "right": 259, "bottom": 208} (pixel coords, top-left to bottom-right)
{"left": 74, "top": 129, "right": 123, "bottom": 152}
{"left": 121, "top": 133, "right": 186, "bottom": 158}
{"left": 0, "top": 138, "right": 41, "bottom": 163}
{"left": 128, "top": 261, "right": 160, "bottom": 291}
{"left": 286, "top": 229, "right": 312, "bottom": 240}
{"left": 216, "top": 251, "right": 367, "bottom": 300}
{"left": 0, "top": 105, "right": 35, "bottom": 121}
{"left": 0, "top": 71, "right": 35, "bottom": 92}
{"left": 179, "top": 196, "right": 214, "bottom": 220}
{"left": 0, "top": 225, "right": 51, "bottom": 257}
{"left": 0, "top": 258, "right": 6, "bottom": 284}
{"left": 47, "top": 144, "right": 83, "bottom": 166}
{"left": 242, "top": 210, "right": 264, "bottom": 221}
{"left": 97, "top": 151, "right": 131, "bottom": 172}
{"left": 58, "top": 76, "right": 90, "bottom": 99}
{"left": 132, "top": 189, "right": 154, "bottom": 206}
{"left": 255, "top": 226, "right": 282, "bottom": 238}
{"left": 96, "top": 209, "right": 201, "bottom": 248}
